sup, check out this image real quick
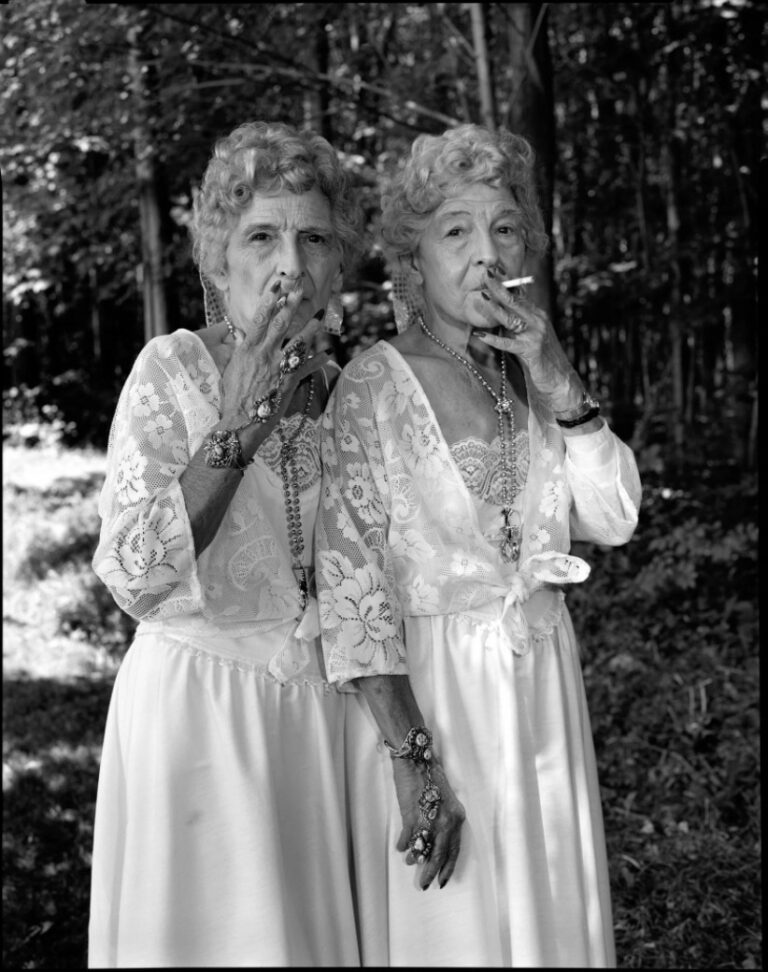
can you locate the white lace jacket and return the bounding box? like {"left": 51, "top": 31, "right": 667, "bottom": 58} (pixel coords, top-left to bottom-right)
{"left": 92, "top": 329, "right": 321, "bottom": 629}
{"left": 315, "top": 340, "right": 642, "bottom": 683}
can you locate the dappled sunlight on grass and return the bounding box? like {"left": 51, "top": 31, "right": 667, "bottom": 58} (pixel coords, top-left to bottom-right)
{"left": 3, "top": 445, "right": 127, "bottom": 968}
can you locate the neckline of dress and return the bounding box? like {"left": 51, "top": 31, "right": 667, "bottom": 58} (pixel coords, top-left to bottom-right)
{"left": 380, "top": 339, "right": 532, "bottom": 453}
{"left": 377, "top": 340, "right": 530, "bottom": 515}
{"left": 449, "top": 429, "right": 528, "bottom": 455}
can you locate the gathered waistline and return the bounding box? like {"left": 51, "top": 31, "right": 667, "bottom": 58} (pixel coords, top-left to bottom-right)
{"left": 404, "top": 588, "right": 567, "bottom": 657}
{"left": 134, "top": 612, "right": 329, "bottom": 686}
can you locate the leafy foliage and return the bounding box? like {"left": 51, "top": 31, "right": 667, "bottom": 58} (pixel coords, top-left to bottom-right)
{"left": 569, "top": 467, "right": 759, "bottom": 967}
{"left": 1, "top": 2, "right": 759, "bottom": 465}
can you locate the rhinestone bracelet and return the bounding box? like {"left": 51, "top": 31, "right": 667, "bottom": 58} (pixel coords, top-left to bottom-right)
{"left": 203, "top": 429, "right": 253, "bottom": 473}
{"left": 385, "top": 727, "right": 442, "bottom": 865}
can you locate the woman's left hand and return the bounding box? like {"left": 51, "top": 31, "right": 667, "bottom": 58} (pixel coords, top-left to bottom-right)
{"left": 392, "top": 757, "right": 465, "bottom": 890}
{"left": 475, "top": 271, "right": 585, "bottom": 414}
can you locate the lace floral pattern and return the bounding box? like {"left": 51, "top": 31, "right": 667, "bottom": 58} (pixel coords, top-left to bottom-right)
{"left": 316, "top": 340, "right": 642, "bottom": 682}
{"left": 449, "top": 432, "right": 529, "bottom": 506}
{"left": 93, "top": 329, "right": 321, "bottom": 624}
{"left": 257, "top": 413, "right": 322, "bottom": 492}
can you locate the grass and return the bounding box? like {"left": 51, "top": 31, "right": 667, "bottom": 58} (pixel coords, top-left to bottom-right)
{"left": 3, "top": 445, "right": 132, "bottom": 969}
{"left": 1, "top": 445, "right": 761, "bottom": 968}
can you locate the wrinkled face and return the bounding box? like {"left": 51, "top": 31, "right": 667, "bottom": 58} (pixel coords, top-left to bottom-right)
{"left": 212, "top": 186, "right": 342, "bottom": 340}
{"left": 413, "top": 182, "right": 526, "bottom": 331}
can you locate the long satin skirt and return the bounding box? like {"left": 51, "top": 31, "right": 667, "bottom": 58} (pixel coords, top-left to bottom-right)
{"left": 344, "top": 605, "right": 615, "bottom": 967}
{"left": 88, "top": 627, "right": 359, "bottom": 968}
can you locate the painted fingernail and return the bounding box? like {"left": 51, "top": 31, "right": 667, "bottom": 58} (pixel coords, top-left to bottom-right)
{"left": 270, "top": 281, "right": 282, "bottom": 293}
{"left": 480, "top": 291, "right": 491, "bottom": 301}
{"left": 486, "top": 266, "right": 497, "bottom": 278}
{"left": 313, "top": 308, "right": 325, "bottom": 322}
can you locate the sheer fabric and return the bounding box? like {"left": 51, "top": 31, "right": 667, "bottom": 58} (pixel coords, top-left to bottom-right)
{"left": 93, "top": 329, "right": 318, "bottom": 631}
{"left": 315, "top": 339, "right": 641, "bottom": 967}
{"left": 316, "top": 340, "right": 640, "bottom": 676}
{"left": 88, "top": 329, "right": 358, "bottom": 967}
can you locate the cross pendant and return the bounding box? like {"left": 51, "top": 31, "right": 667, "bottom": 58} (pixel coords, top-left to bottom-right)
{"left": 500, "top": 533, "right": 520, "bottom": 563}
{"left": 499, "top": 509, "right": 520, "bottom": 562}
{"left": 295, "top": 567, "right": 309, "bottom": 611}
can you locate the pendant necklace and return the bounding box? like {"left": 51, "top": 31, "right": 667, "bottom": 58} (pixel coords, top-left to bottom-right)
{"left": 278, "top": 375, "right": 316, "bottom": 610}
{"left": 418, "top": 316, "right": 521, "bottom": 563}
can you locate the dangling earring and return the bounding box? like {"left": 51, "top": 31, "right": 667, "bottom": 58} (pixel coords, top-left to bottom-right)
{"left": 392, "top": 258, "right": 423, "bottom": 333}
{"left": 323, "top": 293, "right": 344, "bottom": 335}
{"left": 201, "top": 271, "right": 231, "bottom": 331}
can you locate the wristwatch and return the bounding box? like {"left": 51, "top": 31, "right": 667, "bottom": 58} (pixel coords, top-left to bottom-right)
{"left": 554, "top": 392, "right": 601, "bottom": 428}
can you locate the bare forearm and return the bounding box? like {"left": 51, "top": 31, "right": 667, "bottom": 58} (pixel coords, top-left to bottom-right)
{"left": 350, "top": 673, "right": 428, "bottom": 745}
{"left": 179, "top": 418, "right": 277, "bottom": 557}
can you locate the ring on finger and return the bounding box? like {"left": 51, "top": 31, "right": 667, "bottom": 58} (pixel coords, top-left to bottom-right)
{"left": 507, "top": 311, "right": 526, "bottom": 333}
{"left": 279, "top": 339, "right": 307, "bottom": 379}
{"left": 408, "top": 826, "right": 434, "bottom": 864}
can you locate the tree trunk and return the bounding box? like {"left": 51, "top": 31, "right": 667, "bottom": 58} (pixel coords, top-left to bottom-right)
{"left": 503, "top": 3, "right": 556, "bottom": 325}
{"left": 128, "top": 25, "right": 168, "bottom": 343}
{"left": 470, "top": 3, "right": 495, "bottom": 130}
{"left": 720, "top": 29, "right": 759, "bottom": 471}
{"left": 303, "top": 11, "right": 331, "bottom": 139}
{"left": 661, "top": 134, "right": 686, "bottom": 465}
{"left": 90, "top": 266, "right": 101, "bottom": 364}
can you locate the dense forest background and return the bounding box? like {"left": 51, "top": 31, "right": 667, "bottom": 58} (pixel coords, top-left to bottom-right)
{"left": 2, "top": 2, "right": 761, "bottom": 969}
{"left": 2, "top": 0, "right": 760, "bottom": 473}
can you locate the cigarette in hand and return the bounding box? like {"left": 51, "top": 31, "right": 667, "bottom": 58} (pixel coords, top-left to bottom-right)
{"left": 501, "top": 275, "right": 534, "bottom": 289}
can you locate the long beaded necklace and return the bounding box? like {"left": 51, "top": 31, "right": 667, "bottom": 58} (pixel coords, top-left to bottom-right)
{"left": 418, "top": 315, "right": 521, "bottom": 563}
{"left": 278, "top": 375, "right": 316, "bottom": 610}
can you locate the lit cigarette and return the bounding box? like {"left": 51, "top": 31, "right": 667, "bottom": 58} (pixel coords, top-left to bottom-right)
{"left": 501, "top": 275, "right": 534, "bottom": 289}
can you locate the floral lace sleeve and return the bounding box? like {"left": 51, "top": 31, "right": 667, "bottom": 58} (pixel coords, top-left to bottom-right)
{"left": 92, "top": 337, "right": 209, "bottom": 621}
{"left": 315, "top": 374, "right": 408, "bottom": 685}
{"left": 563, "top": 421, "right": 642, "bottom": 545}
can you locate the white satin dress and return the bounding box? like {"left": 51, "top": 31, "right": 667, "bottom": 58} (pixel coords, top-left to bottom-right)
{"left": 88, "top": 329, "right": 359, "bottom": 968}
{"left": 316, "top": 341, "right": 642, "bottom": 967}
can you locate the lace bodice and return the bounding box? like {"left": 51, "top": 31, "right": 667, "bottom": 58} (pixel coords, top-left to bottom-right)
{"left": 257, "top": 411, "right": 323, "bottom": 490}
{"left": 449, "top": 431, "right": 529, "bottom": 506}
{"left": 92, "top": 329, "right": 321, "bottom": 626}
{"left": 315, "top": 340, "right": 642, "bottom": 682}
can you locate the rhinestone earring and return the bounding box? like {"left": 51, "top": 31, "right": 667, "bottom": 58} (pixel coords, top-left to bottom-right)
{"left": 323, "top": 293, "right": 344, "bottom": 335}
{"left": 392, "top": 261, "right": 423, "bottom": 333}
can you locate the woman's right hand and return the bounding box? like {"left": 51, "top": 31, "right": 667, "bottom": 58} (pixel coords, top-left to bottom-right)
{"left": 218, "top": 280, "right": 325, "bottom": 427}
{"left": 392, "top": 757, "right": 466, "bottom": 890}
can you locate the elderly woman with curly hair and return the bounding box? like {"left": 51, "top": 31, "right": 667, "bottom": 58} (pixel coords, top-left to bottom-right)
{"left": 316, "top": 123, "right": 642, "bottom": 967}
{"left": 88, "top": 121, "right": 362, "bottom": 967}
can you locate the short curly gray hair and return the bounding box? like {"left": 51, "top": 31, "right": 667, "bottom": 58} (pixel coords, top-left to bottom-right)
{"left": 380, "top": 123, "right": 548, "bottom": 265}
{"left": 191, "top": 121, "right": 362, "bottom": 279}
